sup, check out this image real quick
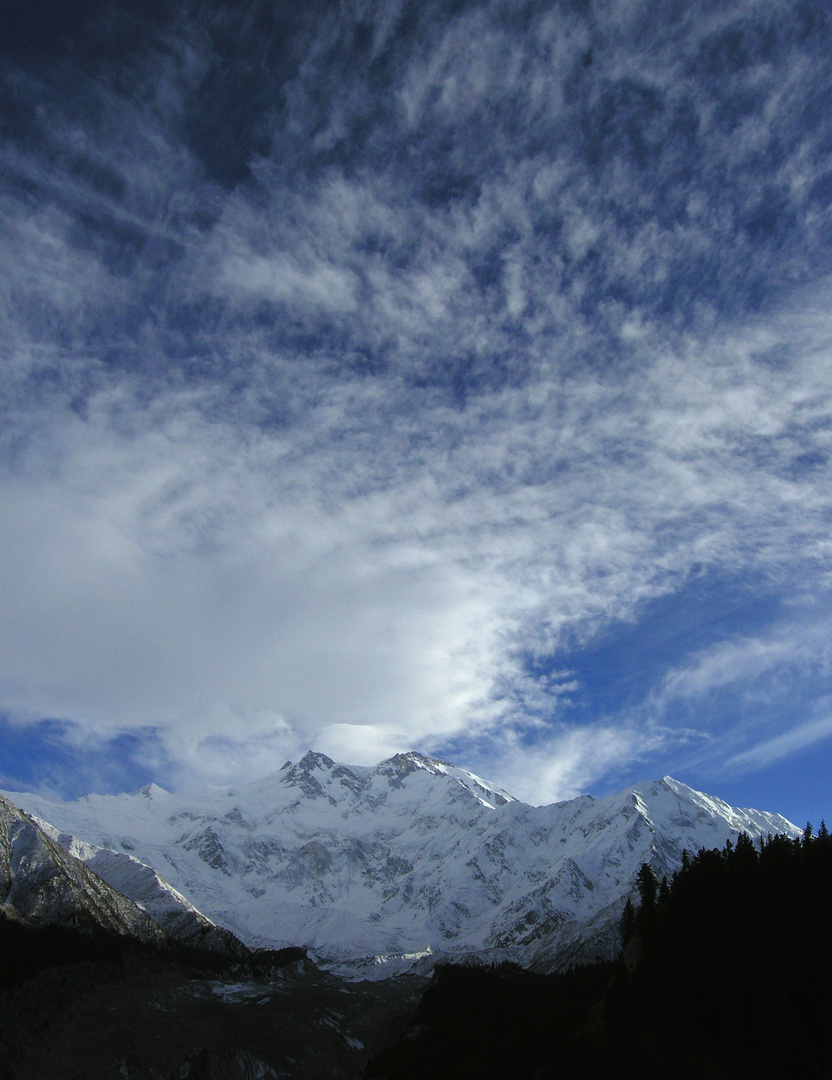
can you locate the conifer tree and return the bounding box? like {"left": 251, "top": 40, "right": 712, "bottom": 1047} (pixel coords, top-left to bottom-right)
{"left": 619, "top": 897, "right": 636, "bottom": 942}
{"left": 635, "top": 863, "right": 658, "bottom": 929}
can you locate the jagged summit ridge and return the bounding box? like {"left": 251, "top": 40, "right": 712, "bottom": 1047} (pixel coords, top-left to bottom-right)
{"left": 275, "top": 750, "right": 514, "bottom": 811}
{"left": 1, "top": 755, "right": 798, "bottom": 971}
{"left": 138, "top": 782, "right": 169, "bottom": 800}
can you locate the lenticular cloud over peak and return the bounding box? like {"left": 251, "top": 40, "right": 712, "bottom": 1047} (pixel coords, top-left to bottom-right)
{"left": 2, "top": 0, "right": 832, "bottom": 824}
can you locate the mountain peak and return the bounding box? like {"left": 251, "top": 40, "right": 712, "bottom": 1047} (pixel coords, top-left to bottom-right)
{"left": 279, "top": 751, "right": 364, "bottom": 802}
{"left": 138, "top": 783, "right": 168, "bottom": 799}
{"left": 1, "top": 764, "right": 799, "bottom": 971}
{"left": 377, "top": 751, "right": 448, "bottom": 778}
{"left": 297, "top": 751, "right": 337, "bottom": 771}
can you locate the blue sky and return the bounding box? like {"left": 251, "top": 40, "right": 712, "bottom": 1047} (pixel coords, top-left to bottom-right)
{"left": 2, "top": 0, "right": 832, "bottom": 827}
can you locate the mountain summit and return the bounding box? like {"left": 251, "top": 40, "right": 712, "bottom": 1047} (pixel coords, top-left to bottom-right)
{"left": 274, "top": 750, "right": 513, "bottom": 811}
{"left": 1, "top": 755, "right": 798, "bottom": 971}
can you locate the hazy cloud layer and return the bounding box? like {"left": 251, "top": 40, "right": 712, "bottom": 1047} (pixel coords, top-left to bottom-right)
{"left": 2, "top": 0, "right": 832, "bottom": 805}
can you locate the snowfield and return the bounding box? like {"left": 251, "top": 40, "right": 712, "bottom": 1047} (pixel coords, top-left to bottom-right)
{"left": 2, "top": 751, "right": 799, "bottom": 972}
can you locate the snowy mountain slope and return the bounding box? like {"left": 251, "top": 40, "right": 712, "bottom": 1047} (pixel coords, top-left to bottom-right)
{"left": 0, "top": 793, "right": 166, "bottom": 943}
{"left": 2, "top": 753, "right": 799, "bottom": 969}
{"left": 32, "top": 820, "right": 247, "bottom": 957}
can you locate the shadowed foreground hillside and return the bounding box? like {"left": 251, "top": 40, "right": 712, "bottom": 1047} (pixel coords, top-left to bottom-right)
{"left": 3, "top": 826, "right": 828, "bottom": 1078}
{"left": 0, "top": 915, "right": 423, "bottom": 1080}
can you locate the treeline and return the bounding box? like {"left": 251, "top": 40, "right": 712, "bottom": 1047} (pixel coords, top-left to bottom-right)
{"left": 366, "top": 826, "right": 832, "bottom": 1079}
{"left": 612, "top": 824, "right": 832, "bottom": 1078}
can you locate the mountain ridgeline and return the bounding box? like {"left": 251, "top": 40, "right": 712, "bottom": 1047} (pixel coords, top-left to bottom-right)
{"left": 1, "top": 751, "right": 799, "bottom": 974}
{"left": 0, "top": 757, "right": 823, "bottom": 1078}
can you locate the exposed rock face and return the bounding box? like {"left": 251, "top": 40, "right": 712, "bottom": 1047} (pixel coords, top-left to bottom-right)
{"left": 0, "top": 794, "right": 165, "bottom": 943}
{"left": 2, "top": 756, "right": 799, "bottom": 971}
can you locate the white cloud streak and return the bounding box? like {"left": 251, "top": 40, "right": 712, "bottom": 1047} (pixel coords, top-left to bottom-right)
{"left": 2, "top": 0, "right": 832, "bottom": 798}
{"left": 729, "top": 714, "right": 832, "bottom": 771}
{"left": 3, "top": 293, "right": 831, "bottom": 796}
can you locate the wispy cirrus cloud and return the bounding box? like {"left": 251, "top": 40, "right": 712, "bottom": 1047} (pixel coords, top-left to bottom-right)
{"left": 729, "top": 712, "right": 832, "bottom": 771}
{"left": 3, "top": 293, "right": 831, "bottom": 794}
{"left": 1, "top": 0, "right": 832, "bottom": 804}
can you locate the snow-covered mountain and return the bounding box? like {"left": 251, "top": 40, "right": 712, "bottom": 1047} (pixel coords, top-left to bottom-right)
{"left": 35, "top": 820, "right": 248, "bottom": 956}
{"left": 1, "top": 752, "right": 799, "bottom": 971}
{"left": 0, "top": 793, "right": 165, "bottom": 943}
{"left": 1, "top": 792, "right": 246, "bottom": 956}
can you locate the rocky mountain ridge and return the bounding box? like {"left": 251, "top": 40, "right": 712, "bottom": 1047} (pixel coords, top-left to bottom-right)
{"left": 0, "top": 793, "right": 166, "bottom": 944}
{"left": 2, "top": 752, "right": 799, "bottom": 972}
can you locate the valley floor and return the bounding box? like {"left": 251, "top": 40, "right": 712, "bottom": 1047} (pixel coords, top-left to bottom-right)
{"left": 1, "top": 955, "right": 427, "bottom": 1080}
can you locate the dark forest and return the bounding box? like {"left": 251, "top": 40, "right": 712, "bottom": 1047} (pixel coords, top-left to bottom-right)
{"left": 367, "top": 825, "right": 832, "bottom": 1079}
